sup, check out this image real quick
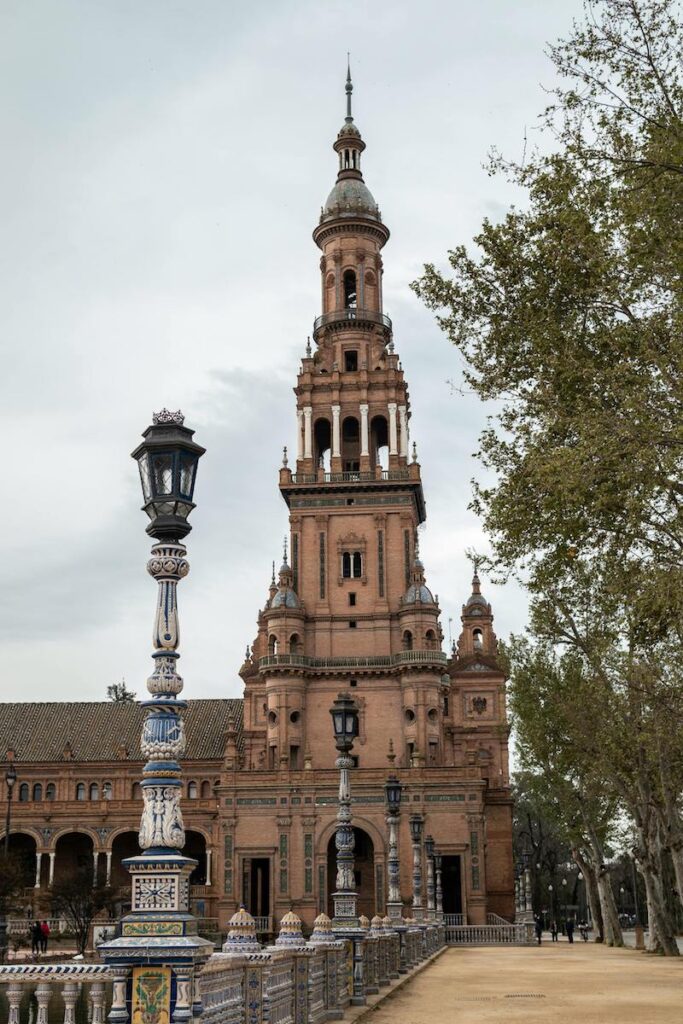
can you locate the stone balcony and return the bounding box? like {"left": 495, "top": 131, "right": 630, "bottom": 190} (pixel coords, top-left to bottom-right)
{"left": 312, "top": 307, "right": 392, "bottom": 341}
{"left": 258, "top": 650, "right": 448, "bottom": 675}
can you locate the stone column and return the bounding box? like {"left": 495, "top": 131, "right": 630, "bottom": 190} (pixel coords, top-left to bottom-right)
{"left": 105, "top": 850, "right": 112, "bottom": 886}
{"left": 359, "top": 404, "right": 369, "bottom": 457}
{"left": 62, "top": 982, "right": 79, "bottom": 1024}
{"left": 172, "top": 969, "right": 193, "bottom": 1023}
{"left": 387, "top": 403, "right": 398, "bottom": 455}
{"left": 108, "top": 968, "right": 130, "bottom": 1024}
{"left": 385, "top": 812, "right": 402, "bottom": 921}
{"left": 7, "top": 983, "right": 22, "bottom": 1024}
{"left": 435, "top": 860, "right": 444, "bottom": 922}
{"left": 90, "top": 982, "right": 106, "bottom": 1024}
{"left": 206, "top": 848, "right": 212, "bottom": 886}
{"left": 398, "top": 405, "right": 408, "bottom": 458}
{"left": 34, "top": 851, "right": 43, "bottom": 889}
{"left": 92, "top": 851, "right": 99, "bottom": 886}
{"left": 48, "top": 851, "right": 55, "bottom": 887}
{"left": 426, "top": 850, "right": 436, "bottom": 922}
{"left": 303, "top": 406, "right": 313, "bottom": 460}
{"left": 297, "top": 410, "right": 304, "bottom": 461}
{"left": 332, "top": 404, "right": 341, "bottom": 458}
{"left": 35, "top": 982, "right": 51, "bottom": 1024}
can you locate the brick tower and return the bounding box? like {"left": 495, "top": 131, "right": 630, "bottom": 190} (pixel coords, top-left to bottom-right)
{"left": 231, "top": 70, "right": 514, "bottom": 928}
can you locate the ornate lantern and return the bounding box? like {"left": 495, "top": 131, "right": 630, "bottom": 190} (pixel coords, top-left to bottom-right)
{"left": 330, "top": 692, "right": 359, "bottom": 754}
{"left": 409, "top": 814, "right": 423, "bottom": 844}
{"left": 385, "top": 774, "right": 402, "bottom": 816}
{"left": 132, "top": 409, "right": 205, "bottom": 540}
{"left": 425, "top": 834, "right": 435, "bottom": 859}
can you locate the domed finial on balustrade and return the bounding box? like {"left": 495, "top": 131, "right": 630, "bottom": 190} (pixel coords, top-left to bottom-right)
{"left": 276, "top": 910, "right": 306, "bottom": 947}
{"left": 222, "top": 906, "right": 261, "bottom": 954}
{"left": 358, "top": 915, "right": 370, "bottom": 930}
{"left": 309, "top": 912, "right": 335, "bottom": 945}
{"left": 382, "top": 915, "right": 394, "bottom": 931}
{"left": 369, "top": 915, "right": 383, "bottom": 936}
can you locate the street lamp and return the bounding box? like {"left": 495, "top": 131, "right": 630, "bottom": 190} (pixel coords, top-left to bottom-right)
{"left": 409, "top": 814, "right": 424, "bottom": 922}
{"left": 425, "top": 834, "right": 436, "bottom": 922}
{"left": 329, "top": 691, "right": 360, "bottom": 925}
{"left": 329, "top": 692, "right": 366, "bottom": 1004}
{"left": 0, "top": 762, "right": 18, "bottom": 963}
{"left": 434, "top": 851, "right": 444, "bottom": 923}
{"left": 99, "top": 411, "right": 212, "bottom": 1024}
{"left": 384, "top": 775, "right": 403, "bottom": 921}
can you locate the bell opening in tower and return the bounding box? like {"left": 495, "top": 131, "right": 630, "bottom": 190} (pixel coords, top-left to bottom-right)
{"left": 343, "top": 269, "right": 357, "bottom": 309}
{"left": 342, "top": 416, "right": 360, "bottom": 471}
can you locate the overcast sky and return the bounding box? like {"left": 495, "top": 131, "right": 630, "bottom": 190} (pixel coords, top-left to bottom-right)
{"left": 0, "top": 0, "right": 584, "bottom": 702}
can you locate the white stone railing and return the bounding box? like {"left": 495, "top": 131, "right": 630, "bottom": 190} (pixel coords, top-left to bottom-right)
{"left": 445, "top": 923, "right": 532, "bottom": 945}
{"left": 0, "top": 964, "right": 110, "bottom": 1023}
{"left": 443, "top": 913, "right": 465, "bottom": 927}
{"left": 7, "top": 917, "right": 69, "bottom": 935}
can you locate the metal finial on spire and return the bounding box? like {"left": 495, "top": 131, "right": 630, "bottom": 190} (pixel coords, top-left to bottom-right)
{"left": 345, "top": 55, "right": 353, "bottom": 122}
{"left": 282, "top": 445, "right": 288, "bottom": 468}
{"left": 283, "top": 535, "right": 288, "bottom": 565}
{"left": 271, "top": 561, "right": 276, "bottom": 586}
{"left": 306, "top": 336, "right": 312, "bottom": 357}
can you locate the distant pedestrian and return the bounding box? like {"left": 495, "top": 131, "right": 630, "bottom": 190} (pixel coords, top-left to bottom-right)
{"left": 31, "top": 921, "right": 42, "bottom": 957}
{"left": 566, "top": 919, "right": 575, "bottom": 944}
{"left": 40, "top": 920, "right": 50, "bottom": 953}
{"left": 550, "top": 920, "right": 559, "bottom": 942}
{"left": 579, "top": 921, "right": 589, "bottom": 942}
{"left": 534, "top": 916, "right": 543, "bottom": 945}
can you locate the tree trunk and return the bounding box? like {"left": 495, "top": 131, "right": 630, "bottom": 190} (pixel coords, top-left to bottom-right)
{"left": 572, "top": 847, "right": 603, "bottom": 942}
{"left": 585, "top": 826, "right": 623, "bottom": 946}
{"left": 633, "top": 810, "right": 680, "bottom": 957}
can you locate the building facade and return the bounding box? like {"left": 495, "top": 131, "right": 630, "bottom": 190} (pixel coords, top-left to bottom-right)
{"left": 0, "top": 79, "right": 513, "bottom": 933}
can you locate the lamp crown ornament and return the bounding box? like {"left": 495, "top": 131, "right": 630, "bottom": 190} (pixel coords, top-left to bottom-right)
{"left": 153, "top": 408, "right": 185, "bottom": 426}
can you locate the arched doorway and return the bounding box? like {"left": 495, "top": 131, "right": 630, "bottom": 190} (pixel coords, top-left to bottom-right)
{"left": 327, "top": 827, "right": 376, "bottom": 920}
{"left": 110, "top": 831, "right": 139, "bottom": 890}
{"left": 183, "top": 830, "right": 207, "bottom": 885}
{"left": 5, "top": 832, "right": 37, "bottom": 891}
{"left": 53, "top": 832, "right": 94, "bottom": 886}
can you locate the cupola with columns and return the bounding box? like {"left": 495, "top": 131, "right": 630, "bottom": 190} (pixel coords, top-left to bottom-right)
{"left": 457, "top": 568, "right": 498, "bottom": 662}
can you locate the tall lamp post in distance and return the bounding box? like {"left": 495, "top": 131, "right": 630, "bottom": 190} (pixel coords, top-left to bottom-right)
{"left": 434, "top": 850, "right": 444, "bottom": 923}
{"left": 329, "top": 691, "right": 366, "bottom": 1006}
{"left": 424, "top": 834, "right": 436, "bottom": 922}
{"left": 0, "top": 762, "right": 18, "bottom": 963}
{"left": 409, "top": 814, "right": 424, "bottom": 922}
{"left": 384, "top": 775, "right": 403, "bottom": 922}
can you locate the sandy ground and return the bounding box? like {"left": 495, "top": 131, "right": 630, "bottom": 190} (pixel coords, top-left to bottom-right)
{"left": 364, "top": 942, "right": 683, "bottom": 1024}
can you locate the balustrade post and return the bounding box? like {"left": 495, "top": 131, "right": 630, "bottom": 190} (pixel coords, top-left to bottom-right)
{"left": 172, "top": 969, "right": 193, "bottom": 1023}
{"left": 7, "top": 982, "right": 22, "bottom": 1024}
{"left": 35, "top": 981, "right": 52, "bottom": 1024}
{"left": 90, "top": 982, "right": 106, "bottom": 1024}
{"left": 108, "top": 967, "right": 130, "bottom": 1023}
{"left": 62, "top": 981, "right": 79, "bottom": 1024}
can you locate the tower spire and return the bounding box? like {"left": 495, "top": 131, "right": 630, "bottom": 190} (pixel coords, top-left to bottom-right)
{"left": 345, "top": 55, "right": 353, "bottom": 123}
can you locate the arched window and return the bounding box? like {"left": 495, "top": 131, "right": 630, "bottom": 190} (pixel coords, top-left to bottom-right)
{"left": 473, "top": 628, "right": 483, "bottom": 650}
{"left": 32, "top": 783, "right": 43, "bottom": 802}
{"left": 403, "top": 630, "right": 413, "bottom": 651}
{"left": 102, "top": 782, "right": 112, "bottom": 800}
{"left": 352, "top": 552, "right": 362, "bottom": 578}
{"left": 342, "top": 552, "right": 362, "bottom": 579}
{"left": 200, "top": 780, "right": 211, "bottom": 799}
{"left": 343, "top": 270, "right": 357, "bottom": 309}
{"left": 46, "top": 783, "right": 56, "bottom": 801}
{"left": 18, "top": 783, "right": 29, "bottom": 802}
{"left": 314, "top": 418, "right": 331, "bottom": 473}
{"left": 342, "top": 552, "right": 351, "bottom": 578}
{"left": 290, "top": 633, "right": 302, "bottom": 654}
{"left": 188, "top": 781, "right": 198, "bottom": 799}
{"left": 371, "top": 415, "right": 389, "bottom": 472}
{"left": 89, "top": 783, "right": 99, "bottom": 801}
{"left": 132, "top": 782, "right": 142, "bottom": 800}
{"left": 268, "top": 634, "right": 278, "bottom": 656}
{"left": 342, "top": 416, "right": 360, "bottom": 472}
{"left": 425, "top": 629, "right": 437, "bottom": 650}
{"left": 76, "top": 783, "right": 86, "bottom": 801}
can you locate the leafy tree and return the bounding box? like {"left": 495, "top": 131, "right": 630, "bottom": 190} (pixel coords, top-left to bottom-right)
{"left": 0, "top": 851, "right": 29, "bottom": 916}
{"left": 50, "top": 869, "right": 117, "bottom": 955}
{"left": 412, "top": 0, "right": 683, "bottom": 954}
{"left": 107, "top": 680, "right": 136, "bottom": 703}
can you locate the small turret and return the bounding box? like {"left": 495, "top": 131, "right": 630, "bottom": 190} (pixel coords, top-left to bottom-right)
{"left": 457, "top": 567, "right": 498, "bottom": 660}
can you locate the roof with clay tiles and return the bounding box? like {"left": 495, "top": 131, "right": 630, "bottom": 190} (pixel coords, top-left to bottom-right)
{"left": 0, "top": 699, "right": 243, "bottom": 763}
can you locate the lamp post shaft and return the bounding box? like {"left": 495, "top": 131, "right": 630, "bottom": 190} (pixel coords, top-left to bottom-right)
{"left": 333, "top": 752, "right": 357, "bottom": 922}
{"left": 4, "top": 788, "right": 11, "bottom": 857}
{"left": 386, "top": 812, "right": 402, "bottom": 920}
{"left": 426, "top": 853, "right": 436, "bottom": 922}
{"left": 435, "top": 861, "right": 444, "bottom": 922}
{"left": 411, "top": 828, "right": 424, "bottom": 921}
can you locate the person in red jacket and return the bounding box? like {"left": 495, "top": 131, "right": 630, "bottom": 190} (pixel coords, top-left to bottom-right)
{"left": 40, "top": 920, "right": 50, "bottom": 953}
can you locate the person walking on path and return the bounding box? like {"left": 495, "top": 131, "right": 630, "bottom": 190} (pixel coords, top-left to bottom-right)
{"left": 534, "top": 916, "right": 543, "bottom": 945}
{"left": 550, "top": 920, "right": 559, "bottom": 942}
{"left": 566, "top": 919, "right": 575, "bottom": 944}
{"left": 31, "top": 921, "right": 42, "bottom": 957}
{"left": 40, "top": 920, "right": 50, "bottom": 953}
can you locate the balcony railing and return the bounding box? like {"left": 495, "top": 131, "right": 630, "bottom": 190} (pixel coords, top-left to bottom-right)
{"left": 259, "top": 650, "right": 448, "bottom": 672}
{"left": 313, "top": 308, "right": 392, "bottom": 338}
{"left": 289, "top": 468, "right": 409, "bottom": 485}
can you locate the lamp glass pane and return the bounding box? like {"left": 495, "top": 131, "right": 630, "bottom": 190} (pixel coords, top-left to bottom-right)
{"left": 137, "top": 454, "right": 152, "bottom": 502}
{"left": 179, "top": 452, "right": 196, "bottom": 499}
{"left": 151, "top": 453, "right": 174, "bottom": 496}
{"left": 332, "top": 710, "right": 343, "bottom": 737}
{"left": 176, "top": 502, "right": 192, "bottom": 519}
{"left": 345, "top": 713, "right": 356, "bottom": 736}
